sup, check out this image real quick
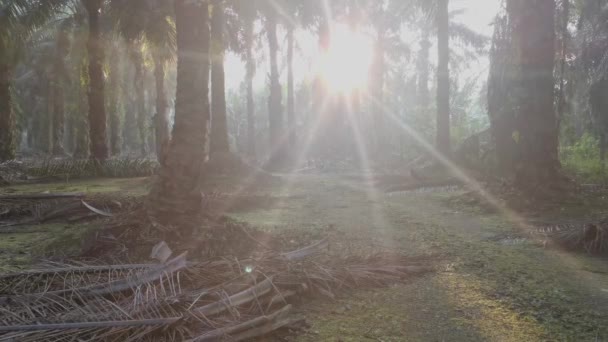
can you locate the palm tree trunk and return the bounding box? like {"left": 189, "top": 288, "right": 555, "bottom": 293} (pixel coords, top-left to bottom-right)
{"left": 154, "top": 59, "right": 169, "bottom": 165}
{"left": 108, "top": 43, "right": 122, "bottom": 156}
{"left": 556, "top": 0, "right": 569, "bottom": 127}
{"left": 287, "top": 26, "right": 296, "bottom": 149}
{"left": 266, "top": 9, "right": 283, "bottom": 159}
{"left": 210, "top": 0, "right": 230, "bottom": 155}
{"left": 148, "top": 0, "right": 211, "bottom": 224}
{"left": 74, "top": 60, "right": 90, "bottom": 158}
{"left": 0, "top": 63, "right": 16, "bottom": 161}
{"left": 130, "top": 46, "right": 148, "bottom": 157}
{"left": 507, "top": 0, "right": 559, "bottom": 185}
{"left": 83, "top": 0, "right": 108, "bottom": 161}
{"left": 436, "top": 0, "right": 451, "bottom": 156}
{"left": 245, "top": 18, "right": 256, "bottom": 161}
{"left": 488, "top": 15, "right": 517, "bottom": 175}
{"left": 370, "top": 33, "right": 385, "bottom": 157}
{"left": 52, "top": 75, "right": 65, "bottom": 155}
{"left": 46, "top": 78, "right": 54, "bottom": 154}
{"left": 52, "top": 30, "right": 70, "bottom": 156}
{"left": 416, "top": 30, "right": 430, "bottom": 113}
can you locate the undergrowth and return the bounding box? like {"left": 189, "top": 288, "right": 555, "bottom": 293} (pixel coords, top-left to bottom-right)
{"left": 26, "top": 158, "right": 158, "bottom": 179}
{"left": 561, "top": 133, "right": 608, "bottom": 184}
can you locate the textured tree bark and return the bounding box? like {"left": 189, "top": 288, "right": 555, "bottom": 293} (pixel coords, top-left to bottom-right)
{"left": 83, "top": 0, "right": 108, "bottom": 161}
{"left": 416, "top": 30, "right": 431, "bottom": 113}
{"left": 370, "top": 32, "right": 385, "bottom": 157}
{"left": 52, "top": 29, "right": 70, "bottom": 156}
{"left": 0, "top": 63, "right": 15, "bottom": 161}
{"left": 148, "top": 0, "right": 211, "bottom": 224}
{"left": 287, "top": 26, "right": 296, "bottom": 150}
{"left": 108, "top": 43, "right": 121, "bottom": 156}
{"left": 130, "top": 46, "right": 148, "bottom": 157}
{"left": 210, "top": 0, "right": 230, "bottom": 155}
{"left": 507, "top": 0, "right": 559, "bottom": 185}
{"left": 73, "top": 61, "right": 90, "bottom": 158}
{"left": 556, "top": 0, "right": 569, "bottom": 127}
{"left": 266, "top": 9, "right": 284, "bottom": 160}
{"left": 154, "top": 59, "right": 169, "bottom": 165}
{"left": 488, "top": 15, "right": 517, "bottom": 175}
{"left": 245, "top": 16, "right": 256, "bottom": 161}
{"left": 436, "top": 0, "right": 451, "bottom": 156}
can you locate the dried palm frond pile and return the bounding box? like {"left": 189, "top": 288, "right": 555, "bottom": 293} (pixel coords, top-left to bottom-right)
{"left": 0, "top": 239, "right": 432, "bottom": 341}
{"left": 532, "top": 219, "right": 608, "bottom": 255}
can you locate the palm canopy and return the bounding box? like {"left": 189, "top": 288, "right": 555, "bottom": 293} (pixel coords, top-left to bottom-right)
{"left": 1, "top": 0, "right": 68, "bottom": 65}
{"left": 108, "top": 0, "right": 176, "bottom": 61}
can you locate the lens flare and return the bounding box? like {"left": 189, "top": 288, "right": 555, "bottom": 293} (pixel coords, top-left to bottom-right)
{"left": 317, "top": 25, "right": 374, "bottom": 93}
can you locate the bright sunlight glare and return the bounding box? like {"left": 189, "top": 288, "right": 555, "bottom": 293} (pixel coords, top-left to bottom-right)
{"left": 316, "top": 24, "right": 374, "bottom": 93}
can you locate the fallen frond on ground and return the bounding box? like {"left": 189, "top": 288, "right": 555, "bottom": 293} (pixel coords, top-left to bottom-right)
{"left": 532, "top": 219, "right": 608, "bottom": 255}
{"left": 0, "top": 193, "right": 142, "bottom": 228}
{"left": 0, "top": 238, "right": 433, "bottom": 341}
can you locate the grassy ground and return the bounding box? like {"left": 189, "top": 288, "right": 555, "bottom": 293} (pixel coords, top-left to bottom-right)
{"left": 2, "top": 173, "right": 608, "bottom": 340}
{"left": 0, "top": 178, "right": 150, "bottom": 271}
{"left": 235, "top": 174, "right": 608, "bottom": 341}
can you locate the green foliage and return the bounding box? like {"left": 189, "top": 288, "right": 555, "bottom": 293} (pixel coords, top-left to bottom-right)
{"left": 561, "top": 133, "right": 608, "bottom": 183}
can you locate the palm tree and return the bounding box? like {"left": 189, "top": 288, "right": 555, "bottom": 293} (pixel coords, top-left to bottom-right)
{"left": 0, "top": 0, "right": 65, "bottom": 161}
{"left": 148, "top": 0, "right": 211, "bottom": 224}
{"left": 436, "top": 0, "right": 450, "bottom": 155}
{"left": 210, "top": 0, "right": 230, "bottom": 156}
{"left": 81, "top": 0, "right": 109, "bottom": 161}
{"left": 107, "top": 40, "right": 123, "bottom": 156}
{"left": 507, "top": 0, "right": 559, "bottom": 184}
{"left": 110, "top": 0, "right": 176, "bottom": 160}
{"left": 242, "top": 1, "right": 257, "bottom": 160}
{"left": 51, "top": 24, "right": 71, "bottom": 156}
{"left": 287, "top": 21, "right": 296, "bottom": 149}
{"left": 264, "top": 3, "right": 284, "bottom": 162}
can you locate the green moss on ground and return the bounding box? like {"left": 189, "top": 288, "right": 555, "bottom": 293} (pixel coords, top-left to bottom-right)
{"left": 0, "top": 177, "right": 148, "bottom": 272}
{"left": 0, "top": 223, "right": 98, "bottom": 272}
{"left": 0, "top": 177, "right": 151, "bottom": 196}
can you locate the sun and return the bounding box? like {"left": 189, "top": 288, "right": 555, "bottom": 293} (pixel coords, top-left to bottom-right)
{"left": 317, "top": 24, "right": 374, "bottom": 93}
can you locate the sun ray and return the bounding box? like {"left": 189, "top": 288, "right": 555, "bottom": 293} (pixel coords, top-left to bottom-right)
{"left": 363, "top": 93, "right": 533, "bottom": 234}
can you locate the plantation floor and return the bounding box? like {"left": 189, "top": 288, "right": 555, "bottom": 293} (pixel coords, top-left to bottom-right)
{"left": 233, "top": 173, "right": 608, "bottom": 341}
{"left": 2, "top": 173, "right": 608, "bottom": 341}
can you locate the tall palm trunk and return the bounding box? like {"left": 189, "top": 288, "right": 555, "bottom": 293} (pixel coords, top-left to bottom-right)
{"left": 148, "top": 0, "right": 211, "bottom": 224}
{"left": 370, "top": 33, "right": 385, "bottom": 157}
{"left": 0, "top": 63, "right": 15, "bottom": 161}
{"left": 416, "top": 30, "right": 430, "bottom": 113}
{"left": 507, "top": 0, "right": 559, "bottom": 184}
{"left": 154, "top": 59, "right": 169, "bottom": 164}
{"left": 52, "top": 29, "right": 70, "bottom": 156}
{"left": 108, "top": 44, "right": 121, "bottom": 156}
{"left": 73, "top": 60, "right": 90, "bottom": 158}
{"left": 130, "top": 45, "right": 147, "bottom": 157}
{"left": 210, "top": 0, "right": 230, "bottom": 155}
{"left": 245, "top": 16, "right": 256, "bottom": 161}
{"left": 287, "top": 26, "right": 296, "bottom": 149}
{"left": 266, "top": 9, "right": 283, "bottom": 158}
{"left": 83, "top": 0, "right": 108, "bottom": 161}
{"left": 488, "top": 15, "right": 517, "bottom": 175}
{"left": 436, "top": 0, "right": 451, "bottom": 156}
{"left": 556, "top": 0, "right": 569, "bottom": 127}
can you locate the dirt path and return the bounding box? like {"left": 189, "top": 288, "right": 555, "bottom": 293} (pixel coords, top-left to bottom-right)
{"left": 234, "top": 173, "right": 608, "bottom": 342}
